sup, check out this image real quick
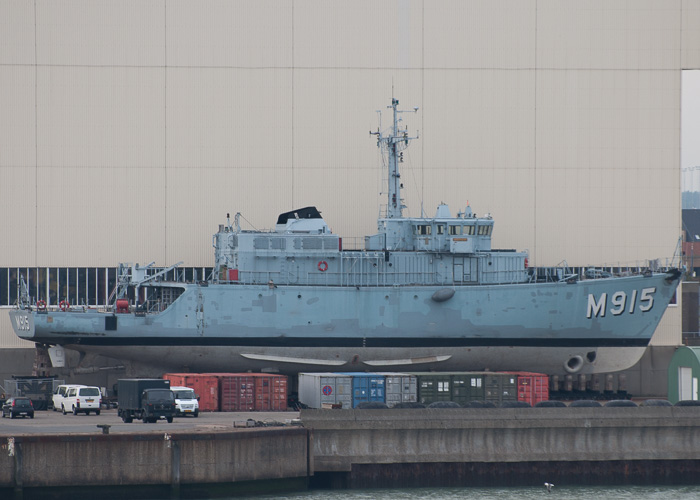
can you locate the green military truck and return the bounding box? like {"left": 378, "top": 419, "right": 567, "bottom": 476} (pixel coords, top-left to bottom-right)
{"left": 117, "top": 379, "right": 175, "bottom": 423}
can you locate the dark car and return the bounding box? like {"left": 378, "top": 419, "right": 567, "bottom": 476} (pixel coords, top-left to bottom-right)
{"left": 2, "top": 397, "right": 35, "bottom": 419}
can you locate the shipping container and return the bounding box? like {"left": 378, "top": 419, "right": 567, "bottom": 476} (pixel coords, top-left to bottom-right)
{"left": 484, "top": 373, "right": 517, "bottom": 405}
{"left": 412, "top": 372, "right": 454, "bottom": 405}
{"left": 163, "top": 373, "right": 219, "bottom": 412}
{"left": 249, "top": 373, "right": 288, "bottom": 411}
{"left": 337, "top": 372, "right": 386, "bottom": 408}
{"left": 298, "top": 373, "right": 352, "bottom": 409}
{"left": 514, "top": 372, "right": 549, "bottom": 406}
{"left": 411, "top": 372, "right": 487, "bottom": 406}
{"left": 379, "top": 373, "right": 417, "bottom": 407}
{"left": 210, "top": 373, "right": 255, "bottom": 411}
{"left": 451, "top": 373, "right": 486, "bottom": 405}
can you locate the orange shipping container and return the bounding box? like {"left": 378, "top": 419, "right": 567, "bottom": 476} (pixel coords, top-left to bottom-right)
{"left": 163, "top": 373, "right": 219, "bottom": 412}
{"left": 249, "top": 373, "right": 288, "bottom": 411}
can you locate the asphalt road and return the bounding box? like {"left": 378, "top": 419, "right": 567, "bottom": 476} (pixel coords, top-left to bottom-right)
{"left": 0, "top": 408, "right": 301, "bottom": 436}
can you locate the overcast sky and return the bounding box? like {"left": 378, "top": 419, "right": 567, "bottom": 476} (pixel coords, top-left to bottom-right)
{"left": 682, "top": 70, "right": 700, "bottom": 191}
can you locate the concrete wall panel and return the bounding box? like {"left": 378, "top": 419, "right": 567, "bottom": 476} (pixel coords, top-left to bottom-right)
{"left": 535, "top": 69, "right": 680, "bottom": 266}
{"left": 35, "top": 0, "right": 165, "bottom": 67}
{"left": 167, "top": 0, "right": 292, "bottom": 68}
{"left": 0, "top": 0, "right": 35, "bottom": 65}
{"left": 294, "top": 0, "right": 423, "bottom": 69}
{"left": 537, "top": 0, "right": 681, "bottom": 70}
{"left": 423, "top": 0, "right": 536, "bottom": 69}
{"left": 0, "top": 67, "right": 36, "bottom": 168}
{"left": 0, "top": 167, "right": 37, "bottom": 265}
{"left": 165, "top": 68, "right": 292, "bottom": 171}
{"left": 683, "top": 0, "right": 700, "bottom": 69}
{"left": 36, "top": 66, "right": 165, "bottom": 169}
{"left": 36, "top": 166, "right": 166, "bottom": 266}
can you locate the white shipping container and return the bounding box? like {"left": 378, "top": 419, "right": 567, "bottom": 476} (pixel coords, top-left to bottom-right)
{"left": 380, "top": 373, "right": 417, "bottom": 407}
{"left": 298, "top": 373, "right": 353, "bottom": 409}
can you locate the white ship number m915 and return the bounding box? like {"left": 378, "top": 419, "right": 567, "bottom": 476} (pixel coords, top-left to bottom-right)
{"left": 587, "top": 287, "right": 656, "bottom": 318}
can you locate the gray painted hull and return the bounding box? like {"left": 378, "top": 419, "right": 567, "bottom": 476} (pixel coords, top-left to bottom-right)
{"left": 9, "top": 271, "right": 679, "bottom": 375}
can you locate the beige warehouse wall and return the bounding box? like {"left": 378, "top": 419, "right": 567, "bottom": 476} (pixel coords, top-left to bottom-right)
{"left": 1, "top": 0, "right": 699, "bottom": 347}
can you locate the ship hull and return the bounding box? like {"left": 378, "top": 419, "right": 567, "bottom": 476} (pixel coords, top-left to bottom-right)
{"left": 9, "top": 271, "right": 680, "bottom": 375}
{"left": 55, "top": 344, "right": 646, "bottom": 376}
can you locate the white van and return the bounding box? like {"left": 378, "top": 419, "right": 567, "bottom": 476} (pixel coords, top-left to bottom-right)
{"left": 52, "top": 384, "right": 85, "bottom": 412}
{"left": 63, "top": 386, "right": 102, "bottom": 415}
{"left": 171, "top": 386, "right": 199, "bottom": 417}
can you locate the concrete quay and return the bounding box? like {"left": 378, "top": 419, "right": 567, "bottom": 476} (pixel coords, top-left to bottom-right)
{"left": 2, "top": 407, "right": 700, "bottom": 498}
{"left": 0, "top": 411, "right": 309, "bottom": 500}
{"left": 302, "top": 407, "right": 700, "bottom": 488}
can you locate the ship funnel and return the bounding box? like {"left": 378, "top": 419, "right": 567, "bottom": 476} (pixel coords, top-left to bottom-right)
{"left": 435, "top": 204, "right": 451, "bottom": 218}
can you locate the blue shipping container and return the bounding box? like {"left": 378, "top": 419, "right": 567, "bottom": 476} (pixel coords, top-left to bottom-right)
{"left": 337, "top": 372, "right": 386, "bottom": 408}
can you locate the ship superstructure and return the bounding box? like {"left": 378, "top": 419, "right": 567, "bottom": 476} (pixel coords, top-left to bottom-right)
{"left": 9, "top": 98, "right": 682, "bottom": 376}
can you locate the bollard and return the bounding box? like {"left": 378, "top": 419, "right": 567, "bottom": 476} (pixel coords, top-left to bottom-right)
{"left": 96, "top": 424, "right": 111, "bottom": 435}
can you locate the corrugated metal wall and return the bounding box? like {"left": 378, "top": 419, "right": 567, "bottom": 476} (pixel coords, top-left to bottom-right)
{"left": 1, "top": 0, "right": 699, "bottom": 347}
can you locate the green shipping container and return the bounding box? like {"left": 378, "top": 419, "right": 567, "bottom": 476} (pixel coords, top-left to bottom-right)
{"left": 484, "top": 373, "right": 517, "bottom": 404}
{"left": 412, "top": 372, "right": 486, "bottom": 406}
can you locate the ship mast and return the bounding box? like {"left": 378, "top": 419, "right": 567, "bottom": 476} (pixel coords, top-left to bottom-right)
{"left": 371, "top": 98, "right": 418, "bottom": 218}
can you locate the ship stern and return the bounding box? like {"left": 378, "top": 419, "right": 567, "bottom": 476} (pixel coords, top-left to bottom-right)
{"left": 8, "top": 309, "right": 36, "bottom": 342}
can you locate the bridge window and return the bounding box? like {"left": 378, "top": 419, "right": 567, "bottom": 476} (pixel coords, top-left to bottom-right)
{"left": 415, "top": 225, "right": 431, "bottom": 235}
{"left": 477, "top": 225, "right": 492, "bottom": 236}
{"left": 465, "top": 225, "right": 475, "bottom": 235}
{"left": 437, "top": 225, "right": 445, "bottom": 235}
{"left": 449, "top": 225, "right": 462, "bottom": 235}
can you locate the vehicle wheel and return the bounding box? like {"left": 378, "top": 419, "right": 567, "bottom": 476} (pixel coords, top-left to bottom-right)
{"left": 62, "top": 405, "right": 67, "bottom": 415}
{"left": 73, "top": 406, "right": 78, "bottom": 415}
{"left": 122, "top": 415, "right": 132, "bottom": 423}
{"left": 193, "top": 411, "right": 199, "bottom": 418}
{"left": 96, "top": 410, "right": 101, "bottom": 416}
{"left": 10, "top": 413, "right": 15, "bottom": 419}
{"left": 166, "top": 416, "right": 173, "bottom": 423}
{"left": 30, "top": 414, "right": 34, "bottom": 419}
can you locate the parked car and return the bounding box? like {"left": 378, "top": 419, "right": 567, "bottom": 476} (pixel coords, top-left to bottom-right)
{"left": 63, "top": 386, "right": 101, "bottom": 415}
{"left": 2, "top": 397, "right": 34, "bottom": 419}
{"left": 52, "top": 384, "right": 86, "bottom": 412}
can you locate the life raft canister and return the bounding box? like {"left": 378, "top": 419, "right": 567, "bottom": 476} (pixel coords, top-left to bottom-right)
{"left": 36, "top": 300, "right": 46, "bottom": 311}
{"left": 318, "top": 261, "right": 328, "bottom": 272}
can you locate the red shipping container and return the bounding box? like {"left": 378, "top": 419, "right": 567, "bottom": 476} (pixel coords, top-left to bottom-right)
{"left": 210, "top": 373, "right": 256, "bottom": 411}
{"left": 163, "top": 373, "right": 219, "bottom": 412}
{"left": 208, "top": 373, "right": 288, "bottom": 411}
{"left": 249, "top": 373, "right": 288, "bottom": 411}
{"left": 515, "top": 372, "right": 549, "bottom": 406}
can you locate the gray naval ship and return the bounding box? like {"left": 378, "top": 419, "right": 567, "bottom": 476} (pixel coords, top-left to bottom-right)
{"left": 10, "top": 98, "right": 682, "bottom": 376}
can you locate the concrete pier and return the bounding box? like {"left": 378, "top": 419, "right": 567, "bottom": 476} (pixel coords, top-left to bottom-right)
{"left": 0, "top": 427, "right": 310, "bottom": 499}
{"left": 302, "top": 407, "right": 700, "bottom": 488}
